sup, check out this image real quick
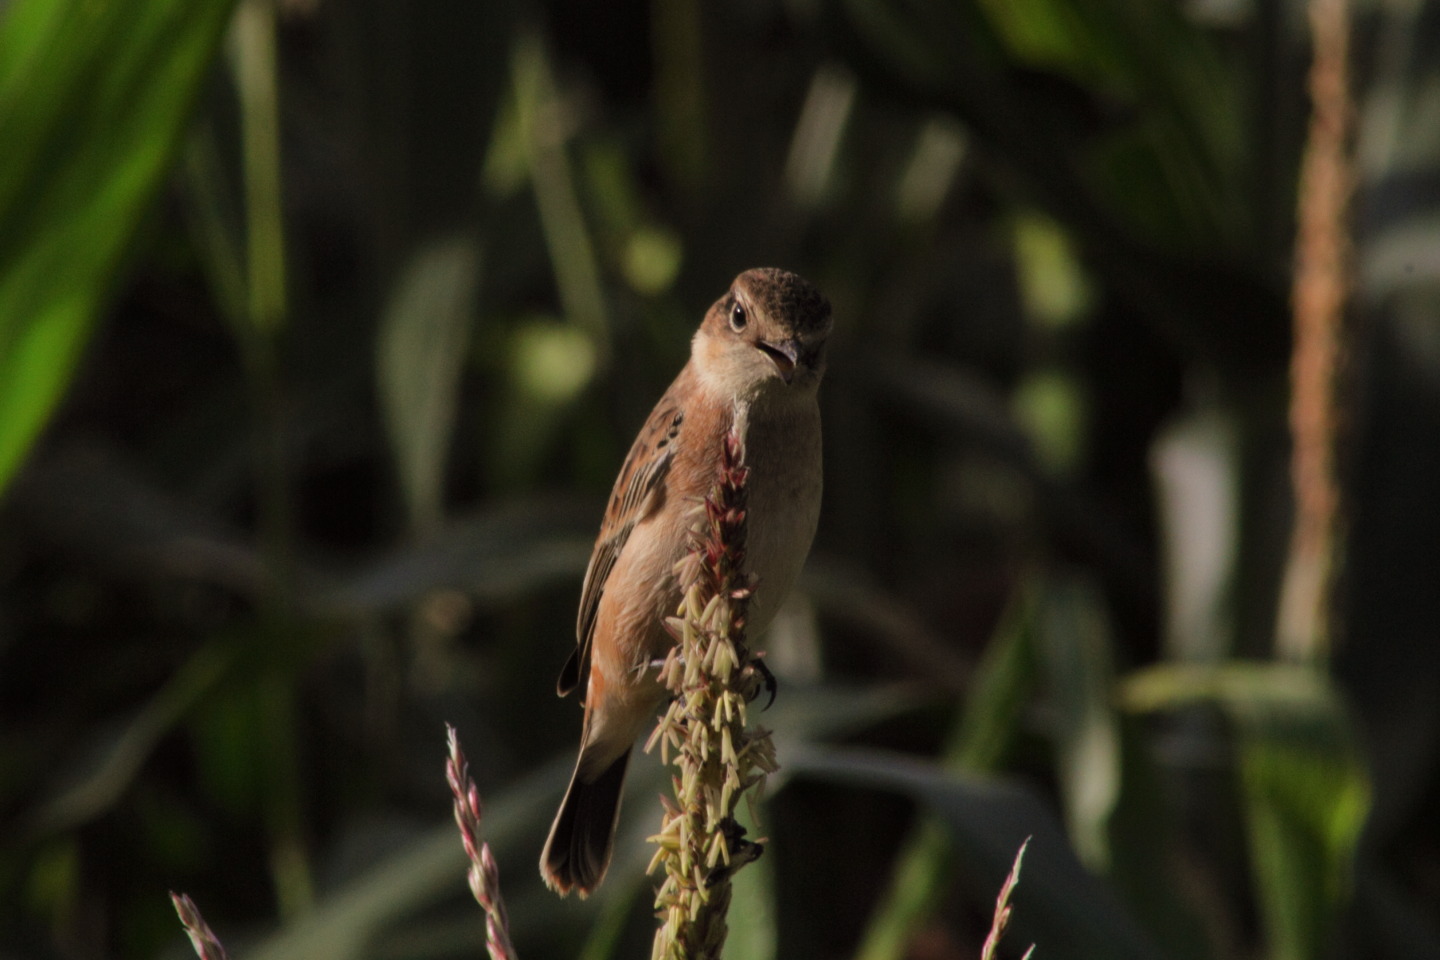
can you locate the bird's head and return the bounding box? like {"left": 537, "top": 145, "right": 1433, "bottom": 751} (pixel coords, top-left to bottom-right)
{"left": 694, "top": 268, "right": 832, "bottom": 397}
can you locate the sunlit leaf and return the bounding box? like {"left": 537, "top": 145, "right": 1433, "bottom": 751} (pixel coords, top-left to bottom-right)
{"left": 1241, "top": 731, "right": 1367, "bottom": 960}
{"left": 0, "top": 0, "right": 237, "bottom": 496}
{"left": 1121, "top": 663, "right": 1371, "bottom": 960}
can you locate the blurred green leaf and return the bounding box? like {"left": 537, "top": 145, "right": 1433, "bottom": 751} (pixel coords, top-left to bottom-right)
{"left": 785, "top": 64, "right": 857, "bottom": 208}
{"left": 855, "top": 578, "right": 1039, "bottom": 960}
{"left": 623, "top": 226, "right": 684, "bottom": 296}
{"left": 1242, "top": 732, "right": 1367, "bottom": 960}
{"left": 575, "top": 875, "right": 646, "bottom": 960}
{"left": 724, "top": 804, "right": 778, "bottom": 960}
{"left": 974, "top": 0, "right": 1240, "bottom": 173}
{"left": 510, "top": 320, "right": 596, "bottom": 404}
{"left": 953, "top": 577, "right": 1042, "bottom": 772}
{"left": 1104, "top": 720, "right": 1216, "bottom": 960}
{"left": 311, "top": 498, "right": 594, "bottom": 616}
{"left": 790, "top": 743, "right": 1165, "bottom": 960}
{"left": 1, "top": 0, "right": 1430, "bottom": 954}
{"left": 0, "top": 0, "right": 237, "bottom": 496}
{"left": 232, "top": 0, "right": 286, "bottom": 336}
{"left": 801, "top": 557, "right": 973, "bottom": 690}
{"left": 652, "top": 0, "right": 706, "bottom": 190}
{"left": 1012, "top": 211, "right": 1093, "bottom": 329}
{"left": 244, "top": 756, "right": 569, "bottom": 960}
{"left": 512, "top": 31, "right": 609, "bottom": 361}
{"left": 1035, "top": 576, "right": 1214, "bottom": 960}
{"left": 376, "top": 236, "right": 482, "bottom": 531}
{"left": 1035, "top": 575, "right": 1120, "bottom": 871}
{"left": 191, "top": 680, "right": 269, "bottom": 817}
{"left": 1121, "top": 662, "right": 1338, "bottom": 717}
{"left": 868, "top": 355, "right": 1149, "bottom": 586}
{"left": 24, "top": 640, "right": 237, "bottom": 838}
{"left": 894, "top": 116, "right": 969, "bottom": 223}
{"left": 1121, "top": 663, "right": 1371, "bottom": 960}
{"left": 1013, "top": 369, "right": 1088, "bottom": 475}
{"left": 853, "top": 818, "right": 952, "bottom": 960}
{"left": 6, "top": 442, "right": 267, "bottom": 593}
{"left": 241, "top": 686, "right": 913, "bottom": 960}
{"left": 492, "top": 316, "right": 598, "bottom": 490}
{"left": 23, "top": 838, "right": 80, "bottom": 926}
{"left": 829, "top": 0, "right": 1287, "bottom": 374}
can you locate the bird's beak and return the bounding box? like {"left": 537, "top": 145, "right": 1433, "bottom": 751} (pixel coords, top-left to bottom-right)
{"left": 756, "top": 339, "right": 800, "bottom": 383}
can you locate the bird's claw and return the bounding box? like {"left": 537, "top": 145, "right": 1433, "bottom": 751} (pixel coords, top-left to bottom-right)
{"left": 749, "top": 657, "right": 778, "bottom": 709}
{"left": 704, "top": 818, "right": 764, "bottom": 887}
{"left": 648, "top": 653, "right": 776, "bottom": 709}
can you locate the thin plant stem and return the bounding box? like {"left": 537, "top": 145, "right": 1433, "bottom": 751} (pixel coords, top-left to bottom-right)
{"left": 231, "top": 0, "right": 310, "bottom": 917}
{"left": 233, "top": 0, "right": 286, "bottom": 337}
{"left": 1277, "top": 0, "right": 1354, "bottom": 662}
{"left": 511, "top": 32, "right": 609, "bottom": 365}
{"left": 231, "top": 0, "right": 296, "bottom": 612}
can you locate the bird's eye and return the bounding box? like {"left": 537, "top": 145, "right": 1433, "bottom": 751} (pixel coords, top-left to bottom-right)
{"left": 729, "top": 302, "right": 748, "bottom": 332}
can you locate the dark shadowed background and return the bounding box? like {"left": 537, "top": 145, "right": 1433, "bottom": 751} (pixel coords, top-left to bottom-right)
{"left": 1, "top": 0, "right": 1438, "bottom": 958}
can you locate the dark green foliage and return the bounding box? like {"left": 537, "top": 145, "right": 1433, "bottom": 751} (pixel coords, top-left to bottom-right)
{"left": 1, "top": 1, "right": 1437, "bottom": 959}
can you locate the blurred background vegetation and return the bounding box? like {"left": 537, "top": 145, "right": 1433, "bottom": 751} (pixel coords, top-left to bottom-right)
{"left": 2, "top": 0, "right": 1437, "bottom": 958}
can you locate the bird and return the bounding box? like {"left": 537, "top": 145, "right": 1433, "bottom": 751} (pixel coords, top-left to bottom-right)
{"left": 539, "top": 267, "right": 832, "bottom": 897}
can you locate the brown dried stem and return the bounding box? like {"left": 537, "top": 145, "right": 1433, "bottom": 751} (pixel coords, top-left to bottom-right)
{"left": 1279, "top": 0, "right": 1354, "bottom": 661}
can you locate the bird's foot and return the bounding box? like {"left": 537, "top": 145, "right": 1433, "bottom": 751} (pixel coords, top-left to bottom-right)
{"left": 705, "top": 818, "right": 764, "bottom": 887}
{"left": 746, "top": 656, "right": 778, "bottom": 709}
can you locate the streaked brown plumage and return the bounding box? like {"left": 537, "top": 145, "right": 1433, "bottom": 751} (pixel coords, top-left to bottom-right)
{"left": 540, "top": 268, "right": 832, "bottom": 897}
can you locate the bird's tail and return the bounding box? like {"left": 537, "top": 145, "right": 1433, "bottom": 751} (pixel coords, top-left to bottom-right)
{"left": 539, "top": 747, "right": 631, "bottom": 897}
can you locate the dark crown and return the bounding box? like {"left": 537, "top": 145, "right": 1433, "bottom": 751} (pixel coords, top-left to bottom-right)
{"left": 734, "top": 268, "right": 831, "bottom": 336}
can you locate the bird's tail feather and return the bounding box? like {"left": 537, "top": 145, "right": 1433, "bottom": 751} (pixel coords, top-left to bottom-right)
{"left": 539, "top": 747, "right": 631, "bottom": 897}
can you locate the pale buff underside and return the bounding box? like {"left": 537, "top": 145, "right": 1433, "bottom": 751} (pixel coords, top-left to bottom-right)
{"left": 579, "top": 373, "right": 822, "bottom": 777}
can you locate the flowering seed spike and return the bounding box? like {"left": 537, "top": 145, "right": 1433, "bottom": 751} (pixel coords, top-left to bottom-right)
{"left": 647, "top": 426, "right": 777, "bottom": 960}
{"left": 170, "top": 893, "right": 229, "bottom": 960}
{"left": 981, "top": 838, "right": 1035, "bottom": 960}
{"left": 445, "top": 724, "right": 519, "bottom": 960}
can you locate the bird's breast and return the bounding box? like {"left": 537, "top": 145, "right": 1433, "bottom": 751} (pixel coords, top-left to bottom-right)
{"left": 735, "top": 390, "right": 823, "bottom": 638}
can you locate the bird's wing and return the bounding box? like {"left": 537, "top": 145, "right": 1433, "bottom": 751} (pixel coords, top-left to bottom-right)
{"left": 557, "top": 395, "right": 685, "bottom": 696}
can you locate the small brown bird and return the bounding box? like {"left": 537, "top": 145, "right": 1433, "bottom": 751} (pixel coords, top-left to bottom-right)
{"left": 540, "top": 267, "right": 832, "bottom": 897}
